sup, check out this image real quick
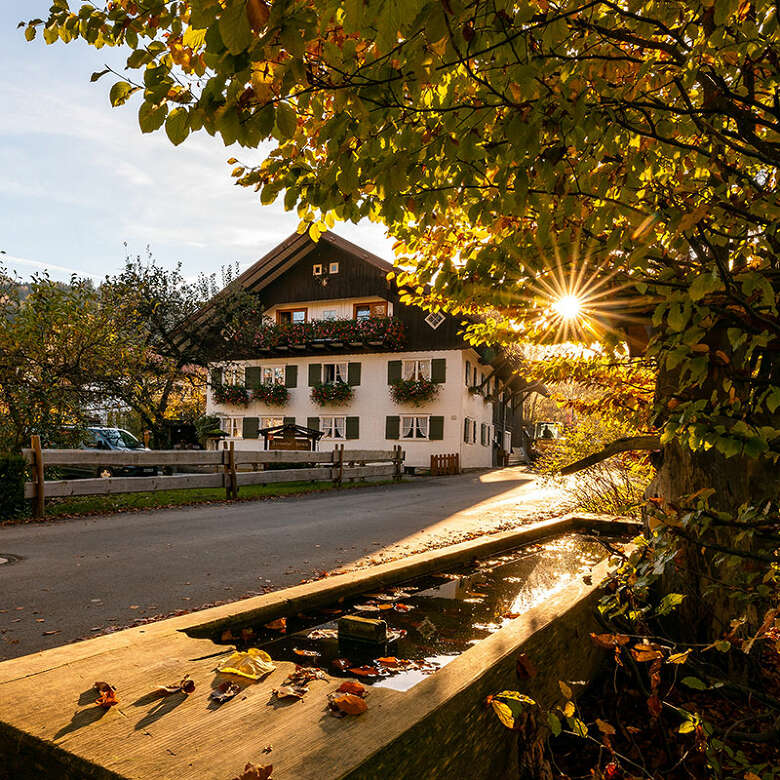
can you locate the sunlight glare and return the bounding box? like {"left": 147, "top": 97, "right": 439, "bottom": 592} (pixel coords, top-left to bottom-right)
{"left": 552, "top": 295, "right": 582, "bottom": 321}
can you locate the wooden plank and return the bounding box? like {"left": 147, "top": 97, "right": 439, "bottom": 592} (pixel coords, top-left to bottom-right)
{"left": 232, "top": 450, "right": 334, "bottom": 465}
{"left": 341, "top": 464, "right": 395, "bottom": 479}
{"left": 235, "top": 467, "right": 332, "bottom": 486}
{"left": 21, "top": 449, "right": 223, "bottom": 467}
{"left": 337, "top": 449, "right": 396, "bottom": 462}
{"left": 24, "top": 472, "right": 224, "bottom": 499}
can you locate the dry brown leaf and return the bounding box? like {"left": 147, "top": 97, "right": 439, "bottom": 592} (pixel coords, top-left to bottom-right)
{"left": 94, "top": 681, "right": 119, "bottom": 709}
{"left": 210, "top": 681, "right": 241, "bottom": 703}
{"left": 264, "top": 618, "right": 287, "bottom": 633}
{"left": 273, "top": 685, "right": 307, "bottom": 699}
{"left": 232, "top": 762, "right": 273, "bottom": 780}
{"left": 336, "top": 681, "right": 366, "bottom": 697}
{"left": 329, "top": 693, "right": 368, "bottom": 716}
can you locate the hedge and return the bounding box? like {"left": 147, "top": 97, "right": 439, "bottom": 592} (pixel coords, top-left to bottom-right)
{"left": 0, "top": 453, "right": 26, "bottom": 520}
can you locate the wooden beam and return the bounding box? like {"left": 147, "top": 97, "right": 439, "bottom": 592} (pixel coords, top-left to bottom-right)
{"left": 24, "top": 472, "right": 224, "bottom": 499}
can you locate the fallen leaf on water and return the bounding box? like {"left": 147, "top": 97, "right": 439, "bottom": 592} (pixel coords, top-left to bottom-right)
{"left": 273, "top": 685, "right": 307, "bottom": 699}
{"left": 353, "top": 604, "right": 380, "bottom": 613}
{"left": 377, "top": 604, "right": 394, "bottom": 611}
{"left": 307, "top": 629, "right": 338, "bottom": 640}
{"left": 394, "top": 603, "right": 414, "bottom": 612}
{"left": 264, "top": 618, "right": 287, "bottom": 633}
{"left": 155, "top": 674, "right": 195, "bottom": 696}
{"left": 221, "top": 629, "right": 235, "bottom": 642}
{"left": 241, "top": 628, "right": 255, "bottom": 641}
{"left": 94, "top": 681, "right": 119, "bottom": 709}
{"left": 328, "top": 693, "right": 368, "bottom": 717}
{"left": 331, "top": 658, "right": 351, "bottom": 671}
{"left": 210, "top": 681, "right": 241, "bottom": 703}
{"left": 218, "top": 649, "right": 276, "bottom": 680}
{"left": 293, "top": 648, "right": 320, "bottom": 658}
{"left": 231, "top": 763, "right": 272, "bottom": 780}
{"left": 336, "top": 681, "right": 366, "bottom": 697}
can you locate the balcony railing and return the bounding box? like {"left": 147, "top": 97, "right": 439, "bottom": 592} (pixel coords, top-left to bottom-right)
{"left": 233, "top": 316, "right": 406, "bottom": 353}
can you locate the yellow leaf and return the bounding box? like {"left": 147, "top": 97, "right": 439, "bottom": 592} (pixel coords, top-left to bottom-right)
{"left": 562, "top": 701, "right": 575, "bottom": 717}
{"left": 558, "top": 680, "right": 573, "bottom": 699}
{"left": 596, "top": 718, "right": 616, "bottom": 735}
{"left": 667, "top": 649, "right": 692, "bottom": 664}
{"left": 490, "top": 699, "right": 515, "bottom": 729}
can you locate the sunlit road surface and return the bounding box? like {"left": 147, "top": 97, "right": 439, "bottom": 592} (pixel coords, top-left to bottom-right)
{"left": 0, "top": 468, "right": 571, "bottom": 659}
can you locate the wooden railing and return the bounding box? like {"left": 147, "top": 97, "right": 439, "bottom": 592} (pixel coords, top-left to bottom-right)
{"left": 22, "top": 436, "right": 405, "bottom": 518}
{"left": 430, "top": 453, "right": 460, "bottom": 476}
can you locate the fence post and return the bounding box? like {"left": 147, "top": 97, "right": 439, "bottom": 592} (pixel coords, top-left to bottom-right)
{"left": 30, "top": 435, "right": 45, "bottom": 519}
{"left": 222, "top": 441, "right": 230, "bottom": 499}
{"left": 333, "top": 444, "right": 344, "bottom": 488}
{"left": 394, "top": 445, "right": 403, "bottom": 482}
{"left": 229, "top": 441, "right": 237, "bottom": 499}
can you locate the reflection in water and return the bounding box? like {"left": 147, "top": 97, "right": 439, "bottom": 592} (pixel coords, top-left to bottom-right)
{"left": 217, "top": 534, "right": 621, "bottom": 693}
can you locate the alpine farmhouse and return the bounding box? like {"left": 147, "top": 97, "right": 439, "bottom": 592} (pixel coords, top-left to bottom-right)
{"left": 205, "top": 231, "right": 536, "bottom": 469}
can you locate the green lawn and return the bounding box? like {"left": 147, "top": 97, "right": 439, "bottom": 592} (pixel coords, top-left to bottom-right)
{"left": 31, "top": 479, "right": 398, "bottom": 520}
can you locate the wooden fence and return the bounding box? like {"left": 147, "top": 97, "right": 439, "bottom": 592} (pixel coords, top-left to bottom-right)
{"left": 429, "top": 453, "right": 460, "bottom": 476}
{"left": 22, "top": 436, "right": 404, "bottom": 518}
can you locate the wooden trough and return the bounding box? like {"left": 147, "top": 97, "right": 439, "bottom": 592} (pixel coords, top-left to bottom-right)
{"left": 0, "top": 515, "right": 639, "bottom": 779}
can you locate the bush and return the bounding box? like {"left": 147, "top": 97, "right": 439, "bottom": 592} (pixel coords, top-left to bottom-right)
{"left": 0, "top": 453, "right": 26, "bottom": 520}
{"left": 534, "top": 416, "right": 653, "bottom": 516}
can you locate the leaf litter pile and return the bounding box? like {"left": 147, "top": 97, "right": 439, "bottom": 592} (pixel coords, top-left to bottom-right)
{"left": 214, "top": 534, "right": 617, "bottom": 692}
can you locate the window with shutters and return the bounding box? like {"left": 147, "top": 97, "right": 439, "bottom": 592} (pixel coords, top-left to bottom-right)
{"left": 401, "top": 415, "right": 429, "bottom": 440}
{"left": 481, "top": 423, "right": 487, "bottom": 445}
{"left": 320, "top": 416, "right": 346, "bottom": 440}
{"left": 220, "top": 416, "right": 243, "bottom": 439}
{"left": 261, "top": 416, "right": 284, "bottom": 429}
{"left": 322, "top": 362, "right": 348, "bottom": 384}
{"left": 465, "top": 361, "right": 471, "bottom": 386}
{"left": 464, "top": 417, "right": 471, "bottom": 443}
{"left": 261, "top": 365, "right": 285, "bottom": 384}
{"left": 402, "top": 359, "right": 431, "bottom": 381}
{"left": 473, "top": 419, "right": 477, "bottom": 443}
{"left": 354, "top": 301, "right": 387, "bottom": 320}
{"left": 221, "top": 365, "right": 242, "bottom": 385}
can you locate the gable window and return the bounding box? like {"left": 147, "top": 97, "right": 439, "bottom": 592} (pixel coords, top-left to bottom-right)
{"left": 220, "top": 416, "right": 243, "bottom": 439}
{"left": 329, "top": 262, "right": 339, "bottom": 274}
{"left": 402, "top": 359, "right": 431, "bottom": 381}
{"left": 261, "top": 366, "right": 285, "bottom": 385}
{"left": 322, "top": 362, "right": 348, "bottom": 384}
{"left": 312, "top": 264, "right": 323, "bottom": 276}
{"left": 261, "top": 416, "right": 284, "bottom": 429}
{"left": 354, "top": 301, "right": 388, "bottom": 320}
{"left": 425, "top": 311, "right": 445, "bottom": 330}
{"left": 401, "top": 415, "right": 429, "bottom": 440}
{"left": 320, "top": 416, "right": 346, "bottom": 440}
{"left": 277, "top": 308, "right": 307, "bottom": 324}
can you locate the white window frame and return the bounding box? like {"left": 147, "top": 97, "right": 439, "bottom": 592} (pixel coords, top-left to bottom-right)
{"left": 319, "top": 416, "right": 346, "bottom": 440}
{"left": 261, "top": 365, "right": 286, "bottom": 385}
{"left": 223, "top": 365, "right": 242, "bottom": 385}
{"left": 425, "top": 311, "right": 445, "bottom": 330}
{"left": 313, "top": 263, "right": 323, "bottom": 276}
{"left": 260, "top": 416, "right": 284, "bottom": 429}
{"left": 402, "top": 359, "right": 432, "bottom": 381}
{"left": 329, "top": 261, "right": 339, "bottom": 274}
{"left": 322, "top": 362, "right": 348, "bottom": 384}
{"left": 220, "top": 416, "right": 243, "bottom": 439}
{"left": 401, "top": 415, "right": 430, "bottom": 440}
{"left": 322, "top": 310, "right": 337, "bottom": 321}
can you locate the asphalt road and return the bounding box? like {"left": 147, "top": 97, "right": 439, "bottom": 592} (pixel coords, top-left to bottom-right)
{"left": 0, "top": 468, "right": 569, "bottom": 660}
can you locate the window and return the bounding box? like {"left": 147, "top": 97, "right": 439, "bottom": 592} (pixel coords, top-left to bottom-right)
{"left": 260, "top": 416, "right": 284, "bottom": 429}
{"left": 320, "top": 416, "right": 346, "bottom": 440}
{"left": 354, "top": 301, "right": 388, "bottom": 320}
{"left": 472, "top": 420, "right": 477, "bottom": 443}
{"left": 277, "top": 308, "right": 307, "bottom": 324}
{"left": 504, "top": 431, "right": 512, "bottom": 452}
{"left": 465, "top": 360, "right": 472, "bottom": 386}
{"left": 329, "top": 262, "right": 339, "bottom": 274}
{"left": 481, "top": 423, "right": 487, "bottom": 446}
{"left": 322, "top": 310, "right": 337, "bottom": 321}
{"left": 425, "top": 311, "right": 445, "bottom": 329}
{"left": 220, "top": 416, "right": 243, "bottom": 439}
{"left": 313, "top": 264, "right": 323, "bottom": 276}
{"left": 402, "top": 359, "right": 431, "bottom": 381}
{"left": 322, "top": 362, "right": 348, "bottom": 384}
{"left": 261, "top": 365, "right": 285, "bottom": 385}
{"left": 464, "top": 417, "right": 471, "bottom": 443}
{"left": 223, "top": 365, "right": 242, "bottom": 385}
{"left": 401, "top": 415, "right": 429, "bottom": 440}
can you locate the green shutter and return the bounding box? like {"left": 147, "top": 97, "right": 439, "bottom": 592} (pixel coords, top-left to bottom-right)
{"left": 308, "top": 363, "right": 322, "bottom": 386}
{"left": 464, "top": 418, "right": 470, "bottom": 443}
{"left": 285, "top": 365, "right": 298, "bottom": 388}
{"left": 431, "top": 358, "right": 446, "bottom": 384}
{"left": 283, "top": 416, "right": 295, "bottom": 426}
{"left": 245, "top": 366, "right": 261, "bottom": 388}
{"left": 386, "top": 415, "right": 400, "bottom": 439}
{"left": 243, "top": 417, "right": 259, "bottom": 439}
{"left": 347, "top": 362, "right": 361, "bottom": 386}
{"left": 210, "top": 368, "right": 222, "bottom": 387}
{"left": 429, "top": 416, "right": 444, "bottom": 440}
{"left": 307, "top": 416, "right": 320, "bottom": 432}
{"left": 345, "top": 417, "right": 359, "bottom": 440}
{"left": 387, "top": 360, "right": 402, "bottom": 384}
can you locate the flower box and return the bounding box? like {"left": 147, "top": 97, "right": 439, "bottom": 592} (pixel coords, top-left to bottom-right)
{"left": 251, "top": 382, "right": 289, "bottom": 406}
{"left": 390, "top": 378, "right": 440, "bottom": 407}
{"left": 212, "top": 383, "right": 251, "bottom": 406}
{"left": 310, "top": 381, "right": 354, "bottom": 406}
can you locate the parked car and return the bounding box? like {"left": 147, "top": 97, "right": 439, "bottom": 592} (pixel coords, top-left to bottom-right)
{"left": 60, "top": 427, "right": 161, "bottom": 479}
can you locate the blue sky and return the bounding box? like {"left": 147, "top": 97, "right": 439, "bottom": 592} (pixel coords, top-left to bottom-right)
{"left": 0, "top": 3, "right": 393, "bottom": 283}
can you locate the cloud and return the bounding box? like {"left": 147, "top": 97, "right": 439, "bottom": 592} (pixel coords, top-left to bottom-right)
{"left": 0, "top": 253, "right": 102, "bottom": 281}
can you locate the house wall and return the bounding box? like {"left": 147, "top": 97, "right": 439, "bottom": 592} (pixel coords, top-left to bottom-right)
{"left": 207, "top": 349, "right": 497, "bottom": 469}
{"left": 264, "top": 297, "right": 394, "bottom": 322}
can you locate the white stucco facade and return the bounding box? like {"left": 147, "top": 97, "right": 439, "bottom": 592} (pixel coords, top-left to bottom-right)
{"left": 207, "top": 348, "right": 500, "bottom": 469}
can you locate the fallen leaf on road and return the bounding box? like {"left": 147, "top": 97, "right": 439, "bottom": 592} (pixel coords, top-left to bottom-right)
{"left": 232, "top": 763, "right": 272, "bottom": 780}
{"left": 42, "top": 630, "right": 60, "bottom": 636}
{"left": 94, "top": 681, "right": 119, "bottom": 709}
{"left": 218, "top": 649, "right": 276, "bottom": 680}
{"left": 210, "top": 681, "right": 241, "bottom": 703}
{"left": 155, "top": 675, "right": 195, "bottom": 696}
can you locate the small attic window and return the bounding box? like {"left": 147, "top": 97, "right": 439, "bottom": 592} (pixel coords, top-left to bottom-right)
{"left": 313, "top": 264, "right": 323, "bottom": 276}
{"left": 425, "top": 311, "right": 445, "bottom": 330}
{"left": 329, "top": 262, "right": 339, "bottom": 274}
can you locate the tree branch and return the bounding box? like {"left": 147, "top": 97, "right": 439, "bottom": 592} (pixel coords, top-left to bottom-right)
{"left": 558, "top": 435, "right": 661, "bottom": 475}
